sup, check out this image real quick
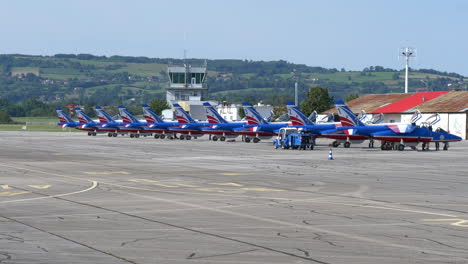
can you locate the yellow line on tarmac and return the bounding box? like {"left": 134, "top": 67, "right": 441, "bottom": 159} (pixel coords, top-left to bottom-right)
{"left": 209, "top": 182, "right": 244, "bottom": 187}
{"left": 0, "top": 181, "right": 97, "bottom": 204}
{"left": 221, "top": 173, "right": 255, "bottom": 176}
{"left": 0, "top": 191, "right": 31, "bottom": 196}
{"left": 28, "top": 185, "right": 51, "bottom": 189}
{"left": 0, "top": 163, "right": 459, "bottom": 219}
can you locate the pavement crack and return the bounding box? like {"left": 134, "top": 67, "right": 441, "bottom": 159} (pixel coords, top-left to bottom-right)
{"left": 37, "top": 246, "right": 49, "bottom": 252}
{"left": 310, "top": 209, "right": 353, "bottom": 220}
{"left": 0, "top": 234, "right": 25, "bottom": 243}
{"left": 296, "top": 248, "right": 310, "bottom": 257}
{"left": 186, "top": 249, "right": 258, "bottom": 259}
{"left": 0, "top": 252, "right": 12, "bottom": 263}
{"left": 277, "top": 232, "right": 288, "bottom": 238}
{"left": 121, "top": 238, "right": 158, "bottom": 247}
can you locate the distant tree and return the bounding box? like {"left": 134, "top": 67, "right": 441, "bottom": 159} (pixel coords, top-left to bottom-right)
{"left": 392, "top": 72, "right": 400, "bottom": 80}
{"left": 149, "top": 98, "right": 170, "bottom": 116}
{"left": 0, "top": 112, "right": 13, "bottom": 123}
{"left": 272, "top": 105, "right": 287, "bottom": 120}
{"left": 300, "top": 86, "right": 334, "bottom": 116}
{"left": 346, "top": 93, "right": 359, "bottom": 102}
{"left": 238, "top": 107, "right": 245, "bottom": 119}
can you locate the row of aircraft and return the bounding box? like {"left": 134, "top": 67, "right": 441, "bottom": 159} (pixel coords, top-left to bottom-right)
{"left": 56, "top": 100, "right": 462, "bottom": 151}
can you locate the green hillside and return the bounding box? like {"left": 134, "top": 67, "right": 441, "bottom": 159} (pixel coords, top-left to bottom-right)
{"left": 0, "top": 54, "right": 466, "bottom": 113}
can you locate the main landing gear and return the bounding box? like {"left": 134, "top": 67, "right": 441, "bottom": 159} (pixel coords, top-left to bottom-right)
{"left": 211, "top": 136, "right": 226, "bottom": 142}
{"left": 88, "top": 132, "right": 97, "bottom": 136}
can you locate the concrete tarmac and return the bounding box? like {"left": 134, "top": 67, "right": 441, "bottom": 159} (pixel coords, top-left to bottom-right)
{"left": 0, "top": 131, "right": 467, "bottom": 264}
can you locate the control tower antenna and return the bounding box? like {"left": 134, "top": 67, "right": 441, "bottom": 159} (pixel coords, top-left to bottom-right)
{"left": 399, "top": 47, "right": 416, "bottom": 94}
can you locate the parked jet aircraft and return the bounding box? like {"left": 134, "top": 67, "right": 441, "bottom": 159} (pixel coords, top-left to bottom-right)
{"left": 322, "top": 100, "right": 461, "bottom": 150}
{"left": 285, "top": 102, "right": 338, "bottom": 134}
{"left": 201, "top": 102, "right": 244, "bottom": 141}
{"left": 74, "top": 107, "right": 114, "bottom": 136}
{"left": 56, "top": 107, "right": 82, "bottom": 128}
{"left": 117, "top": 105, "right": 153, "bottom": 138}
{"left": 94, "top": 106, "right": 125, "bottom": 137}
{"left": 141, "top": 104, "right": 178, "bottom": 139}
{"left": 171, "top": 103, "right": 209, "bottom": 139}
{"left": 235, "top": 102, "right": 289, "bottom": 143}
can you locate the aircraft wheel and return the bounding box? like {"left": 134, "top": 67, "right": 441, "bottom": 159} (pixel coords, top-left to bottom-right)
{"left": 135, "top": 134, "right": 140, "bottom": 138}
{"left": 107, "top": 133, "right": 112, "bottom": 137}
{"left": 332, "top": 141, "right": 339, "bottom": 148}
{"left": 245, "top": 137, "right": 251, "bottom": 143}
{"left": 310, "top": 144, "right": 314, "bottom": 150}
{"left": 130, "top": 134, "right": 135, "bottom": 138}
{"left": 220, "top": 136, "right": 226, "bottom": 141}
{"left": 169, "top": 136, "right": 174, "bottom": 140}
{"left": 88, "top": 132, "right": 92, "bottom": 136}
{"left": 113, "top": 133, "right": 118, "bottom": 137}
{"left": 212, "top": 136, "right": 218, "bottom": 141}
{"left": 92, "top": 132, "right": 97, "bottom": 136}
{"left": 180, "top": 135, "right": 185, "bottom": 140}
{"left": 160, "top": 134, "right": 166, "bottom": 139}
{"left": 443, "top": 143, "right": 448, "bottom": 151}
{"left": 398, "top": 144, "right": 405, "bottom": 151}
{"left": 186, "top": 135, "right": 192, "bottom": 140}
{"left": 344, "top": 142, "right": 351, "bottom": 148}
{"left": 154, "top": 134, "right": 160, "bottom": 139}
{"left": 253, "top": 138, "right": 260, "bottom": 143}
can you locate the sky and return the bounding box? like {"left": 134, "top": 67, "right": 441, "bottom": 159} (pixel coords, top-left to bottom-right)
{"left": 2, "top": 0, "right": 467, "bottom": 75}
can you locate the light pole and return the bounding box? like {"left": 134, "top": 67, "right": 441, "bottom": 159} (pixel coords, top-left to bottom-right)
{"left": 401, "top": 47, "right": 416, "bottom": 94}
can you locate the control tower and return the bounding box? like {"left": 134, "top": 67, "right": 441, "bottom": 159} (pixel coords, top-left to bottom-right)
{"left": 166, "top": 64, "right": 207, "bottom": 105}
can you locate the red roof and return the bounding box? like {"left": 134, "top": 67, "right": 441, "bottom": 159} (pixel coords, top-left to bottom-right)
{"left": 371, "top": 91, "right": 450, "bottom": 113}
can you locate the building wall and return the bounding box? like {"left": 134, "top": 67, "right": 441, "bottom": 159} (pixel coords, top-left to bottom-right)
{"left": 217, "top": 104, "right": 240, "bottom": 121}
{"left": 382, "top": 113, "right": 402, "bottom": 123}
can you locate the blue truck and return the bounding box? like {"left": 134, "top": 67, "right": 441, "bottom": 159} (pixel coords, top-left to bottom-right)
{"left": 273, "top": 128, "right": 315, "bottom": 150}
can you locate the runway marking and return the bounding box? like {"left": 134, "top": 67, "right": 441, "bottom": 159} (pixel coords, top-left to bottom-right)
{"left": 221, "top": 173, "right": 255, "bottom": 176}
{"left": 422, "top": 218, "right": 468, "bottom": 227}
{"left": 104, "top": 184, "right": 468, "bottom": 259}
{"left": 176, "top": 184, "right": 199, "bottom": 188}
{"left": 241, "top": 187, "right": 285, "bottom": 192}
{"left": 1, "top": 185, "right": 11, "bottom": 190}
{"left": 0, "top": 191, "right": 31, "bottom": 196}
{"left": 197, "top": 188, "right": 245, "bottom": 193}
{"left": 28, "top": 185, "right": 51, "bottom": 189}
{"left": 0, "top": 181, "right": 98, "bottom": 204}
{"left": 209, "top": 182, "right": 244, "bottom": 187}
{"left": 128, "top": 179, "right": 178, "bottom": 188}
{"left": 84, "top": 171, "right": 129, "bottom": 175}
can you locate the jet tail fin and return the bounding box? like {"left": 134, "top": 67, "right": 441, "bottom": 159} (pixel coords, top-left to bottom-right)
{"left": 242, "top": 102, "right": 268, "bottom": 125}
{"left": 335, "top": 100, "right": 365, "bottom": 127}
{"left": 173, "top": 103, "right": 196, "bottom": 123}
{"left": 95, "top": 106, "right": 115, "bottom": 123}
{"left": 203, "top": 102, "right": 227, "bottom": 123}
{"left": 142, "top": 104, "right": 165, "bottom": 123}
{"left": 118, "top": 105, "right": 139, "bottom": 123}
{"left": 285, "top": 101, "right": 313, "bottom": 126}
{"left": 56, "top": 107, "right": 74, "bottom": 123}
{"left": 75, "top": 107, "right": 94, "bottom": 123}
